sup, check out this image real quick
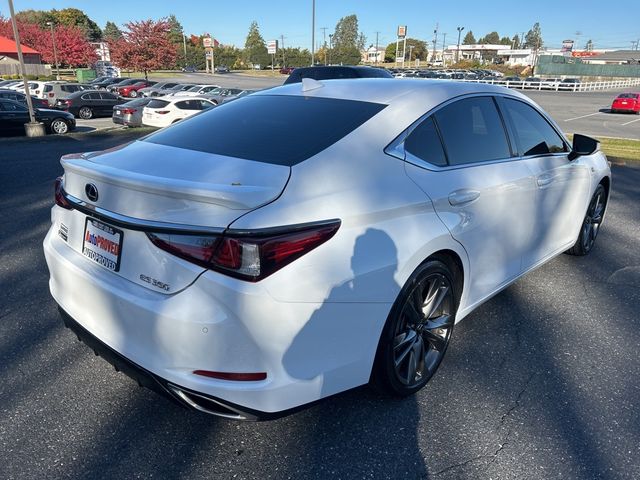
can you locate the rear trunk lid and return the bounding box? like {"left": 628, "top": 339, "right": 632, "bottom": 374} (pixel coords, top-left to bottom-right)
{"left": 59, "top": 140, "right": 290, "bottom": 293}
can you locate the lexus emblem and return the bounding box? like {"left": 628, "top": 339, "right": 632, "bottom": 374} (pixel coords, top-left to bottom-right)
{"left": 85, "top": 183, "right": 99, "bottom": 202}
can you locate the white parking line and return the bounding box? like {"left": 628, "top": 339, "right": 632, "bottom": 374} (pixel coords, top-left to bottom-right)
{"left": 563, "top": 112, "right": 602, "bottom": 122}
{"left": 621, "top": 117, "right": 640, "bottom": 126}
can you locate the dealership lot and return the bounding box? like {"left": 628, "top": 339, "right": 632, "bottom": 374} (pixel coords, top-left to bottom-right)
{"left": 1, "top": 129, "right": 639, "bottom": 479}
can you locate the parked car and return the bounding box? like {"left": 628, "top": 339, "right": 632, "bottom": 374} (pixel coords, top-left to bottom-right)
{"left": 44, "top": 80, "right": 610, "bottom": 420}
{"left": 0, "top": 88, "right": 49, "bottom": 108}
{"left": 107, "top": 78, "right": 146, "bottom": 94}
{"left": 284, "top": 65, "right": 393, "bottom": 84}
{"left": 279, "top": 66, "right": 295, "bottom": 75}
{"left": 112, "top": 97, "right": 153, "bottom": 127}
{"left": 174, "top": 84, "right": 221, "bottom": 97}
{"left": 610, "top": 92, "right": 640, "bottom": 114}
{"left": 215, "top": 66, "right": 230, "bottom": 74}
{"left": 542, "top": 78, "right": 562, "bottom": 90}
{"left": 115, "top": 80, "right": 157, "bottom": 98}
{"left": 91, "top": 77, "right": 123, "bottom": 90}
{"left": 220, "top": 89, "right": 258, "bottom": 104}
{"left": 0, "top": 80, "right": 20, "bottom": 88}
{"left": 42, "top": 82, "right": 89, "bottom": 106}
{"left": 155, "top": 83, "right": 197, "bottom": 97}
{"left": 523, "top": 77, "right": 542, "bottom": 89}
{"left": 142, "top": 96, "right": 216, "bottom": 127}
{"left": 55, "top": 90, "right": 125, "bottom": 119}
{"left": 502, "top": 76, "right": 522, "bottom": 84}
{"left": 88, "top": 76, "right": 112, "bottom": 85}
{"left": 558, "top": 78, "right": 581, "bottom": 91}
{"left": 0, "top": 98, "right": 75, "bottom": 134}
{"left": 139, "top": 81, "right": 180, "bottom": 97}
{"left": 181, "top": 65, "right": 198, "bottom": 73}
{"left": 201, "top": 87, "right": 244, "bottom": 104}
{"left": 12, "top": 80, "right": 47, "bottom": 96}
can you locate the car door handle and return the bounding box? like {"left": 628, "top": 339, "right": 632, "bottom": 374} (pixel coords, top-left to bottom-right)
{"left": 537, "top": 175, "right": 554, "bottom": 187}
{"left": 448, "top": 189, "right": 480, "bottom": 206}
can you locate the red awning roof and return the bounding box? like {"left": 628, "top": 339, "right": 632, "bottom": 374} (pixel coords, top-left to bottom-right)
{"left": 0, "top": 35, "right": 40, "bottom": 55}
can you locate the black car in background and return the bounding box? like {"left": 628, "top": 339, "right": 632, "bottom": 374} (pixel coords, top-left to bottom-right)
{"left": 0, "top": 98, "right": 76, "bottom": 135}
{"left": 91, "top": 77, "right": 123, "bottom": 90}
{"left": 0, "top": 89, "right": 49, "bottom": 108}
{"left": 56, "top": 90, "right": 124, "bottom": 119}
{"left": 283, "top": 65, "right": 393, "bottom": 84}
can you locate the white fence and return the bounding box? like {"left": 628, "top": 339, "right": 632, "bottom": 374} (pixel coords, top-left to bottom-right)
{"left": 457, "top": 77, "right": 640, "bottom": 92}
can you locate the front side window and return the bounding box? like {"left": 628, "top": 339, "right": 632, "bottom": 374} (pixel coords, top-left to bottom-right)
{"left": 434, "top": 96, "right": 511, "bottom": 166}
{"left": 501, "top": 98, "right": 567, "bottom": 156}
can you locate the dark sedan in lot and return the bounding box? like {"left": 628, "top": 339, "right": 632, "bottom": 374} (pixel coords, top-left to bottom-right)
{"left": 55, "top": 90, "right": 124, "bottom": 119}
{"left": 0, "top": 89, "right": 49, "bottom": 108}
{"left": 0, "top": 98, "right": 75, "bottom": 135}
{"left": 91, "top": 77, "right": 123, "bottom": 90}
{"left": 112, "top": 97, "right": 153, "bottom": 127}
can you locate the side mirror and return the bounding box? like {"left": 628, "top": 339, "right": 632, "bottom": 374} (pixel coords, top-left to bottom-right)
{"left": 568, "top": 134, "right": 599, "bottom": 160}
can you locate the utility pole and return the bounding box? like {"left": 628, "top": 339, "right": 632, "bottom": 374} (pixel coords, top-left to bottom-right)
{"left": 311, "top": 0, "right": 315, "bottom": 65}
{"left": 442, "top": 32, "right": 447, "bottom": 66}
{"left": 8, "top": 0, "right": 44, "bottom": 136}
{"left": 456, "top": 26, "right": 464, "bottom": 63}
{"left": 432, "top": 23, "right": 439, "bottom": 63}
{"left": 328, "top": 34, "right": 333, "bottom": 65}
{"left": 45, "top": 22, "right": 60, "bottom": 80}
{"left": 375, "top": 31, "right": 380, "bottom": 66}
{"left": 281, "top": 34, "right": 286, "bottom": 66}
{"left": 320, "top": 27, "right": 327, "bottom": 64}
{"left": 182, "top": 34, "right": 188, "bottom": 67}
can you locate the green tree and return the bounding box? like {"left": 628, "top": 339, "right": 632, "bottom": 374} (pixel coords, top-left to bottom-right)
{"left": 512, "top": 34, "right": 521, "bottom": 49}
{"left": 282, "top": 47, "right": 311, "bottom": 67}
{"left": 243, "top": 21, "right": 269, "bottom": 67}
{"left": 103, "top": 21, "right": 122, "bottom": 41}
{"left": 214, "top": 44, "right": 243, "bottom": 68}
{"left": 524, "top": 22, "right": 543, "bottom": 49}
{"left": 500, "top": 36, "right": 512, "bottom": 46}
{"left": 384, "top": 38, "right": 428, "bottom": 62}
{"left": 54, "top": 8, "right": 102, "bottom": 41}
{"left": 15, "top": 9, "right": 55, "bottom": 27}
{"left": 167, "top": 14, "right": 184, "bottom": 44}
{"left": 462, "top": 30, "right": 476, "bottom": 44}
{"left": 480, "top": 31, "right": 500, "bottom": 44}
{"left": 331, "top": 14, "right": 362, "bottom": 65}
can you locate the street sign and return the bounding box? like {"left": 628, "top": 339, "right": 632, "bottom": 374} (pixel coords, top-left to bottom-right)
{"left": 203, "top": 37, "right": 213, "bottom": 48}
{"left": 397, "top": 26, "right": 407, "bottom": 39}
{"left": 267, "top": 40, "right": 278, "bottom": 55}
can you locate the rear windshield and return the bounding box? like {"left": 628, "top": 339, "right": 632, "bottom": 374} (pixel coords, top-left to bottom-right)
{"left": 147, "top": 99, "right": 170, "bottom": 109}
{"left": 144, "top": 95, "right": 386, "bottom": 166}
{"left": 618, "top": 93, "right": 639, "bottom": 99}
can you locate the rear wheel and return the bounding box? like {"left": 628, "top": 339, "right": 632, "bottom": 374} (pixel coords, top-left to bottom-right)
{"left": 371, "top": 259, "right": 457, "bottom": 396}
{"left": 50, "top": 119, "right": 69, "bottom": 134}
{"left": 566, "top": 184, "right": 607, "bottom": 256}
{"left": 129, "top": 90, "right": 138, "bottom": 98}
{"left": 78, "top": 107, "right": 93, "bottom": 119}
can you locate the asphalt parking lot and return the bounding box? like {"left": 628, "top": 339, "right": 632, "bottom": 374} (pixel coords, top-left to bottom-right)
{"left": 1, "top": 130, "right": 639, "bottom": 479}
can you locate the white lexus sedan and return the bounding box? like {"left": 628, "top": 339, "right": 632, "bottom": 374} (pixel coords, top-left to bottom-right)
{"left": 44, "top": 79, "right": 610, "bottom": 420}
{"left": 142, "top": 96, "right": 216, "bottom": 128}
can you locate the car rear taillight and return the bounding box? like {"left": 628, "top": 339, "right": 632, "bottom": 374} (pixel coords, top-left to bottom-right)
{"left": 147, "top": 220, "right": 340, "bottom": 281}
{"left": 48, "top": 92, "right": 54, "bottom": 97}
{"left": 54, "top": 177, "right": 72, "bottom": 209}
{"left": 156, "top": 110, "right": 170, "bottom": 114}
{"left": 120, "top": 108, "right": 137, "bottom": 114}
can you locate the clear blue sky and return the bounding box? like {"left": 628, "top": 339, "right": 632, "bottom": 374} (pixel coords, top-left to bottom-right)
{"left": 2, "top": 0, "right": 639, "bottom": 50}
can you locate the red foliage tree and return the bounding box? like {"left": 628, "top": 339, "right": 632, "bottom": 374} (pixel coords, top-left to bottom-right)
{"left": 109, "top": 19, "right": 177, "bottom": 79}
{"left": 0, "top": 16, "right": 96, "bottom": 67}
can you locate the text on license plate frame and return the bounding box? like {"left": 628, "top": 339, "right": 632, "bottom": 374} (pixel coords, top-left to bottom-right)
{"left": 82, "top": 217, "right": 124, "bottom": 272}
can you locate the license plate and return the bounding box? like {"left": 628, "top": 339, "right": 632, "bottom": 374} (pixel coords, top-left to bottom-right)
{"left": 82, "top": 218, "right": 123, "bottom": 272}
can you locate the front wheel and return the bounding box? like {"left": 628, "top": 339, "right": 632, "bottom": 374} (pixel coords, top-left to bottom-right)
{"left": 371, "top": 259, "right": 457, "bottom": 396}
{"left": 129, "top": 90, "right": 138, "bottom": 98}
{"left": 78, "top": 107, "right": 93, "bottom": 119}
{"left": 566, "top": 184, "right": 607, "bottom": 256}
{"left": 50, "top": 119, "right": 69, "bottom": 134}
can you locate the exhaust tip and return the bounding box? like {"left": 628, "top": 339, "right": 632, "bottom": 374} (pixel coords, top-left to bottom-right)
{"left": 167, "top": 384, "right": 252, "bottom": 420}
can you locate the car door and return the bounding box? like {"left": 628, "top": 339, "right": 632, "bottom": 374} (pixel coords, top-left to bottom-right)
{"left": 498, "top": 97, "right": 592, "bottom": 268}
{"left": 400, "top": 95, "right": 538, "bottom": 306}
{"left": 0, "top": 100, "right": 30, "bottom": 131}
{"left": 99, "top": 92, "right": 119, "bottom": 115}
{"left": 174, "top": 99, "right": 200, "bottom": 120}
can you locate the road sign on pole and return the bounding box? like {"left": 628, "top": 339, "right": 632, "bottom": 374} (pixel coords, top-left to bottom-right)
{"left": 267, "top": 40, "right": 278, "bottom": 55}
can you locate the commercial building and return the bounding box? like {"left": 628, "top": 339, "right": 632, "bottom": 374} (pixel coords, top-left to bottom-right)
{"left": 0, "top": 35, "right": 42, "bottom": 65}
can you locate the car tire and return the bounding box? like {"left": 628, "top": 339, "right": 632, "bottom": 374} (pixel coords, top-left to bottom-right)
{"left": 130, "top": 90, "right": 138, "bottom": 98}
{"left": 371, "top": 259, "right": 458, "bottom": 397}
{"left": 50, "top": 119, "right": 69, "bottom": 134}
{"left": 78, "top": 107, "right": 93, "bottom": 119}
{"left": 566, "top": 184, "right": 607, "bottom": 256}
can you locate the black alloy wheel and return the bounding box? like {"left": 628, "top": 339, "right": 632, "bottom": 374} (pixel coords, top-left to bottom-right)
{"left": 566, "top": 184, "right": 607, "bottom": 256}
{"left": 372, "top": 259, "right": 457, "bottom": 396}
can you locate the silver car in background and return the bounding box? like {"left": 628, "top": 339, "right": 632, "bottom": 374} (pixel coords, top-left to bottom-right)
{"left": 112, "top": 97, "right": 153, "bottom": 127}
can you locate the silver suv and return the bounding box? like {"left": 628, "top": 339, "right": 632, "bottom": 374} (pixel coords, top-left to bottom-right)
{"left": 42, "top": 82, "right": 89, "bottom": 106}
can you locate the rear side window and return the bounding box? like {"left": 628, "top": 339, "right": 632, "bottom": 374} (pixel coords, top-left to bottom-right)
{"left": 501, "top": 98, "right": 567, "bottom": 156}
{"left": 44, "top": 85, "right": 53, "bottom": 92}
{"left": 147, "top": 99, "right": 170, "bottom": 109}
{"left": 144, "top": 95, "right": 386, "bottom": 166}
{"left": 435, "top": 97, "right": 511, "bottom": 166}
{"left": 404, "top": 117, "right": 447, "bottom": 167}
{"left": 100, "top": 92, "right": 117, "bottom": 100}
{"left": 175, "top": 100, "right": 199, "bottom": 110}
